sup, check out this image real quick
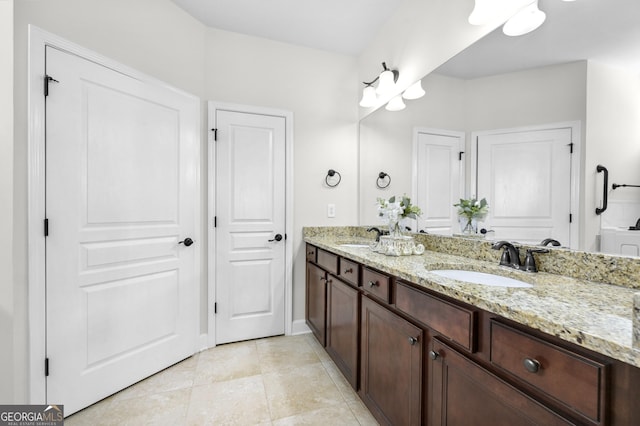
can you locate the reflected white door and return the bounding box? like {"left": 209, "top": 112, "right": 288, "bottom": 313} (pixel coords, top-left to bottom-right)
{"left": 476, "top": 127, "right": 572, "bottom": 245}
{"left": 214, "top": 109, "right": 286, "bottom": 345}
{"left": 413, "top": 129, "right": 465, "bottom": 234}
{"left": 45, "top": 47, "right": 199, "bottom": 415}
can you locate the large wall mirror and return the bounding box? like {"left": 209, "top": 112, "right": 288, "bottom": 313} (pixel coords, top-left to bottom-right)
{"left": 359, "top": 0, "right": 640, "bottom": 256}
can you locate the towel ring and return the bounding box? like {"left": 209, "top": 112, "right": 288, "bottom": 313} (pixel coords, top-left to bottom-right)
{"left": 325, "top": 169, "right": 341, "bottom": 187}
{"left": 377, "top": 172, "right": 391, "bottom": 189}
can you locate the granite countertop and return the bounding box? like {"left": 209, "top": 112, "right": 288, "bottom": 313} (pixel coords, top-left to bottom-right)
{"left": 304, "top": 232, "right": 640, "bottom": 368}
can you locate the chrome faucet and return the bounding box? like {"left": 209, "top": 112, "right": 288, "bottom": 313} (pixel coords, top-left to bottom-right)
{"left": 491, "top": 241, "right": 521, "bottom": 269}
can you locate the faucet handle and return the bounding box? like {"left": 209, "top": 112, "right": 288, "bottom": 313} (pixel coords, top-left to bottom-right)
{"left": 522, "top": 249, "right": 549, "bottom": 273}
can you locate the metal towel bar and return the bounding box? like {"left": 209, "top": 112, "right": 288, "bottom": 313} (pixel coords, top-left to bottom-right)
{"left": 596, "top": 165, "right": 608, "bottom": 215}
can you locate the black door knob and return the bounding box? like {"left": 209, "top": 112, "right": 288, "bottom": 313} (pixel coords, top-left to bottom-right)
{"left": 178, "top": 237, "right": 194, "bottom": 247}
{"left": 268, "top": 234, "right": 283, "bottom": 242}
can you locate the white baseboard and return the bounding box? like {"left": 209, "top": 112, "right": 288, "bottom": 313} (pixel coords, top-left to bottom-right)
{"left": 290, "top": 319, "right": 311, "bottom": 335}
{"left": 198, "top": 333, "right": 209, "bottom": 352}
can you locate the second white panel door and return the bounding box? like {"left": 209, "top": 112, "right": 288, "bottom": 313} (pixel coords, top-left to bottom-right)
{"left": 214, "top": 109, "right": 286, "bottom": 345}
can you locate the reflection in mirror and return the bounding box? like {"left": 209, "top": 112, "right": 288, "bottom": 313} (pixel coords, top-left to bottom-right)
{"left": 358, "top": 0, "right": 640, "bottom": 255}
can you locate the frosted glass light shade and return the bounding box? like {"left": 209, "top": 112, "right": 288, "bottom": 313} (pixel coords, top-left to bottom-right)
{"left": 468, "top": 0, "right": 497, "bottom": 25}
{"left": 503, "top": 0, "right": 546, "bottom": 36}
{"left": 359, "top": 85, "right": 377, "bottom": 108}
{"left": 385, "top": 95, "right": 406, "bottom": 111}
{"left": 376, "top": 69, "right": 396, "bottom": 95}
{"left": 402, "top": 80, "right": 425, "bottom": 100}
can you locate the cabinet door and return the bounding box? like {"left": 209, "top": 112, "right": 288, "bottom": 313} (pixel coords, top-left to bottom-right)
{"left": 306, "top": 262, "right": 327, "bottom": 346}
{"left": 326, "top": 276, "right": 360, "bottom": 389}
{"left": 360, "top": 296, "right": 422, "bottom": 425}
{"left": 429, "top": 339, "right": 574, "bottom": 426}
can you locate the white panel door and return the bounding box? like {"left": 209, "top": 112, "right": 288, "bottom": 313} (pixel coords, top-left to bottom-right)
{"left": 45, "top": 47, "right": 199, "bottom": 415}
{"left": 413, "top": 129, "right": 464, "bottom": 235}
{"left": 476, "top": 127, "right": 572, "bottom": 245}
{"left": 214, "top": 110, "right": 286, "bottom": 345}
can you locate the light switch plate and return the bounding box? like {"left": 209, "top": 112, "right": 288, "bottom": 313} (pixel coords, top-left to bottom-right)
{"left": 327, "top": 203, "right": 336, "bottom": 218}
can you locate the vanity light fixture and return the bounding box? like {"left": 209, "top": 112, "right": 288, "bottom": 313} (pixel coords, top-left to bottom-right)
{"left": 385, "top": 95, "right": 406, "bottom": 111}
{"left": 402, "top": 80, "right": 425, "bottom": 100}
{"left": 360, "top": 62, "right": 399, "bottom": 107}
{"left": 469, "top": 0, "right": 573, "bottom": 37}
{"left": 360, "top": 63, "right": 425, "bottom": 109}
{"left": 502, "top": 0, "right": 546, "bottom": 37}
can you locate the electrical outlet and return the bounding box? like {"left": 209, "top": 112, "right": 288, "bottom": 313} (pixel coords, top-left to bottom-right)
{"left": 327, "top": 203, "right": 336, "bottom": 218}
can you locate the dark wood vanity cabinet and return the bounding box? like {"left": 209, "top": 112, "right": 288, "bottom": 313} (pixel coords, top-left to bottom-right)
{"left": 360, "top": 295, "right": 423, "bottom": 425}
{"left": 305, "top": 243, "right": 640, "bottom": 426}
{"left": 305, "top": 262, "right": 327, "bottom": 346}
{"left": 326, "top": 275, "right": 360, "bottom": 388}
{"left": 430, "top": 339, "right": 574, "bottom": 426}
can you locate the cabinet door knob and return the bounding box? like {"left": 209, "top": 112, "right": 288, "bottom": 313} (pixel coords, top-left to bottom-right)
{"left": 523, "top": 358, "right": 541, "bottom": 373}
{"left": 344, "top": 268, "right": 353, "bottom": 274}
{"left": 368, "top": 281, "right": 377, "bottom": 288}
{"left": 408, "top": 337, "right": 418, "bottom": 346}
{"left": 429, "top": 350, "right": 439, "bottom": 360}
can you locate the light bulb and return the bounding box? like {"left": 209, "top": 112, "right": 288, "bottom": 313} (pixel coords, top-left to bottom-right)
{"left": 402, "top": 80, "right": 425, "bottom": 100}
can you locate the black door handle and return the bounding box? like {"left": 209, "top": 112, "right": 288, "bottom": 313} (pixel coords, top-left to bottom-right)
{"left": 178, "top": 237, "right": 194, "bottom": 247}
{"left": 268, "top": 234, "right": 283, "bottom": 242}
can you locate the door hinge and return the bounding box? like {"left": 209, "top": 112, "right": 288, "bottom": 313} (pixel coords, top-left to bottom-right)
{"left": 214, "top": 216, "right": 217, "bottom": 228}
{"left": 45, "top": 358, "right": 49, "bottom": 377}
{"left": 211, "top": 128, "right": 218, "bottom": 141}
{"left": 44, "top": 75, "right": 59, "bottom": 97}
{"left": 459, "top": 151, "right": 465, "bottom": 161}
{"left": 214, "top": 302, "right": 217, "bottom": 314}
{"left": 285, "top": 233, "right": 287, "bottom": 240}
{"left": 568, "top": 142, "right": 574, "bottom": 154}
{"left": 44, "top": 218, "right": 49, "bottom": 237}
{"left": 569, "top": 213, "right": 573, "bottom": 223}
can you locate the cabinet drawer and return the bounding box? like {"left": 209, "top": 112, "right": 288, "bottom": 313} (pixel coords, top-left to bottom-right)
{"left": 362, "top": 267, "right": 390, "bottom": 303}
{"left": 317, "top": 249, "right": 338, "bottom": 275}
{"left": 490, "top": 321, "right": 607, "bottom": 424}
{"left": 339, "top": 258, "right": 360, "bottom": 287}
{"left": 306, "top": 244, "right": 317, "bottom": 262}
{"left": 396, "top": 281, "right": 476, "bottom": 352}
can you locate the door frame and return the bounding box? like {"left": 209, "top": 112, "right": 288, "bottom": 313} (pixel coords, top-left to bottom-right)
{"left": 27, "top": 26, "right": 201, "bottom": 404}
{"left": 470, "top": 121, "right": 581, "bottom": 249}
{"left": 207, "top": 102, "right": 294, "bottom": 348}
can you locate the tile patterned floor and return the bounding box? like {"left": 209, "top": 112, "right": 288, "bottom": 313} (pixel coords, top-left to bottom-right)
{"left": 65, "top": 334, "right": 379, "bottom": 425}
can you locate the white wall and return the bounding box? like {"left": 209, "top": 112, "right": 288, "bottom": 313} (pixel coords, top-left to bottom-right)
{"left": 0, "top": 0, "right": 14, "bottom": 404}
{"left": 585, "top": 61, "right": 640, "bottom": 251}
{"left": 204, "top": 28, "right": 359, "bottom": 321}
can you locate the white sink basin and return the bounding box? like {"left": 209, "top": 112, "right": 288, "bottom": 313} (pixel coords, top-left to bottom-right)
{"left": 430, "top": 270, "right": 533, "bottom": 288}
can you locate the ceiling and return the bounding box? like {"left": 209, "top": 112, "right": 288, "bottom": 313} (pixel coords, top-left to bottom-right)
{"left": 437, "top": 0, "right": 640, "bottom": 79}
{"left": 171, "top": 0, "right": 640, "bottom": 77}
{"left": 171, "top": 0, "right": 404, "bottom": 56}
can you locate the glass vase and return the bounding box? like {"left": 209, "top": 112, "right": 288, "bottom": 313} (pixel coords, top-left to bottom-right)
{"left": 459, "top": 216, "right": 478, "bottom": 235}
{"left": 389, "top": 221, "right": 403, "bottom": 238}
